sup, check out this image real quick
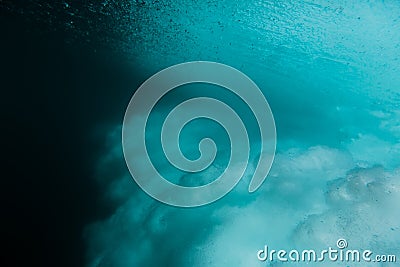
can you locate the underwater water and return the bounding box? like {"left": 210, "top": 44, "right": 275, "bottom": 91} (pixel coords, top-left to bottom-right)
{"left": 3, "top": 0, "right": 398, "bottom": 266}
{"left": 81, "top": 1, "right": 400, "bottom": 266}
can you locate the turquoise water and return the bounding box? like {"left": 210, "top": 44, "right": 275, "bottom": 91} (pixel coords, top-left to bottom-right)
{"left": 85, "top": 1, "right": 400, "bottom": 266}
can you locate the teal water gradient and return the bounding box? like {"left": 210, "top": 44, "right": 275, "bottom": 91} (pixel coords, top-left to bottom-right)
{"left": 85, "top": 1, "right": 400, "bottom": 266}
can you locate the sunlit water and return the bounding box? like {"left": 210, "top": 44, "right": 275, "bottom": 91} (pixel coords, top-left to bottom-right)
{"left": 73, "top": 1, "right": 400, "bottom": 266}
